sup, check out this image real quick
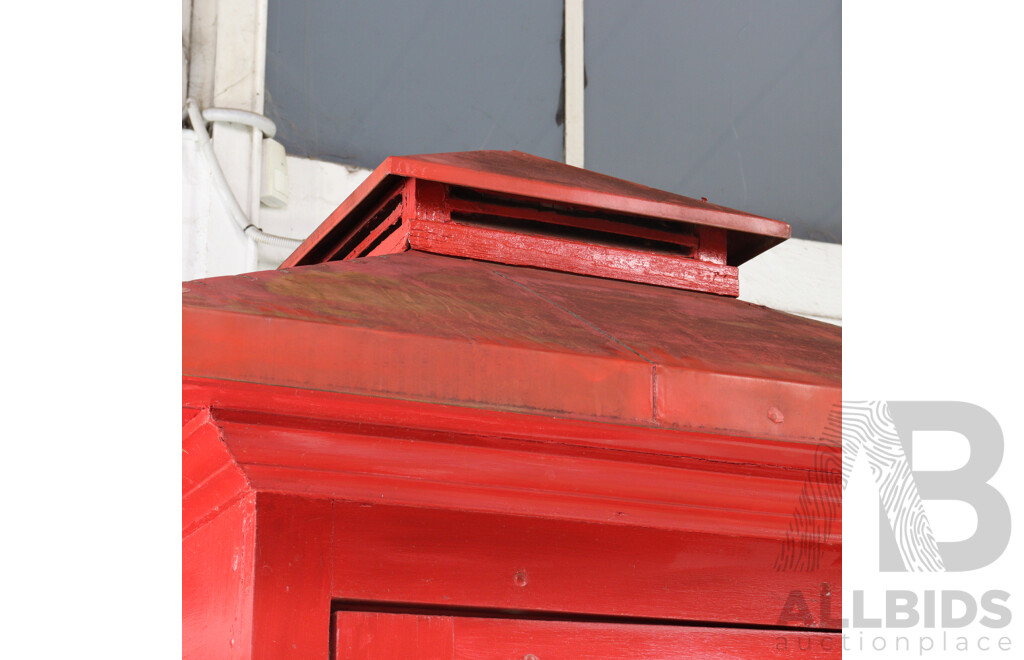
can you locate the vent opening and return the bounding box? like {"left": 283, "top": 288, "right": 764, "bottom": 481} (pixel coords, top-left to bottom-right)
{"left": 447, "top": 186, "right": 699, "bottom": 257}
{"left": 449, "top": 211, "right": 696, "bottom": 257}
{"left": 282, "top": 151, "right": 791, "bottom": 297}
{"left": 321, "top": 189, "right": 403, "bottom": 262}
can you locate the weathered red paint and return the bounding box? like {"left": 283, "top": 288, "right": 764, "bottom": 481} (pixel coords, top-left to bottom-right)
{"left": 184, "top": 251, "right": 837, "bottom": 442}
{"left": 408, "top": 219, "right": 740, "bottom": 296}
{"left": 183, "top": 151, "right": 840, "bottom": 658}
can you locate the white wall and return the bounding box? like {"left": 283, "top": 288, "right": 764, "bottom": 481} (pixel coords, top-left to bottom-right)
{"left": 182, "top": 130, "right": 251, "bottom": 279}
{"left": 739, "top": 239, "right": 842, "bottom": 325}
{"left": 181, "top": 135, "right": 370, "bottom": 279}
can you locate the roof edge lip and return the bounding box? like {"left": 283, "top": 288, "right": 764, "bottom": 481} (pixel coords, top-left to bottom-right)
{"left": 389, "top": 151, "right": 791, "bottom": 238}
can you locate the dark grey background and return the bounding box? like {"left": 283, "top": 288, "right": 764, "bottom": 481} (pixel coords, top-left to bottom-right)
{"left": 266, "top": 0, "right": 841, "bottom": 243}
{"left": 265, "top": 0, "right": 564, "bottom": 165}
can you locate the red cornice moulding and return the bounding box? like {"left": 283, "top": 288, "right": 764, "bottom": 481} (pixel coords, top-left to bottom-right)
{"left": 183, "top": 378, "right": 840, "bottom": 542}
{"left": 183, "top": 377, "right": 837, "bottom": 473}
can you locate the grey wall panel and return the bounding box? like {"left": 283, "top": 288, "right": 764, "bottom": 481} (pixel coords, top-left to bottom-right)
{"left": 266, "top": 0, "right": 841, "bottom": 243}
{"left": 265, "top": 0, "right": 563, "bottom": 169}
{"left": 586, "top": 0, "right": 841, "bottom": 242}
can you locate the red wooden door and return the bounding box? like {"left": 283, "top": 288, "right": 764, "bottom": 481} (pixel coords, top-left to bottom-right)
{"left": 333, "top": 611, "right": 838, "bottom": 659}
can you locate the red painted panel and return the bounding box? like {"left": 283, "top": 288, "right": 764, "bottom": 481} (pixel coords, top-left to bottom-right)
{"left": 182, "top": 410, "right": 221, "bottom": 496}
{"left": 654, "top": 367, "right": 839, "bottom": 442}
{"left": 182, "top": 412, "right": 251, "bottom": 535}
{"left": 408, "top": 219, "right": 739, "bottom": 296}
{"left": 333, "top": 611, "right": 840, "bottom": 659}
{"left": 330, "top": 503, "right": 840, "bottom": 629}
{"left": 456, "top": 617, "right": 839, "bottom": 659}
{"left": 183, "top": 494, "right": 256, "bottom": 660}
{"left": 184, "top": 305, "right": 653, "bottom": 423}
{"left": 251, "top": 494, "right": 334, "bottom": 660}
{"left": 334, "top": 611, "right": 454, "bottom": 659}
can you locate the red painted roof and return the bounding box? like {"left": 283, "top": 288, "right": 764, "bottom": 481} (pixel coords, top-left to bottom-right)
{"left": 185, "top": 251, "right": 839, "bottom": 443}
{"left": 282, "top": 150, "right": 790, "bottom": 268}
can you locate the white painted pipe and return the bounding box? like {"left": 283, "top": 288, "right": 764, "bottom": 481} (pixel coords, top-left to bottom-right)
{"left": 201, "top": 107, "right": 277, "bottom": 139}
{"left": 185, "top": 99, "right": 300, "bottom": 249}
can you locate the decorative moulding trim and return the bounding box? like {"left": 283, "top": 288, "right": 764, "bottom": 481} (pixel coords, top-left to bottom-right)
{"left": 184, "top": 377, "right": 839, "bottom": 541}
